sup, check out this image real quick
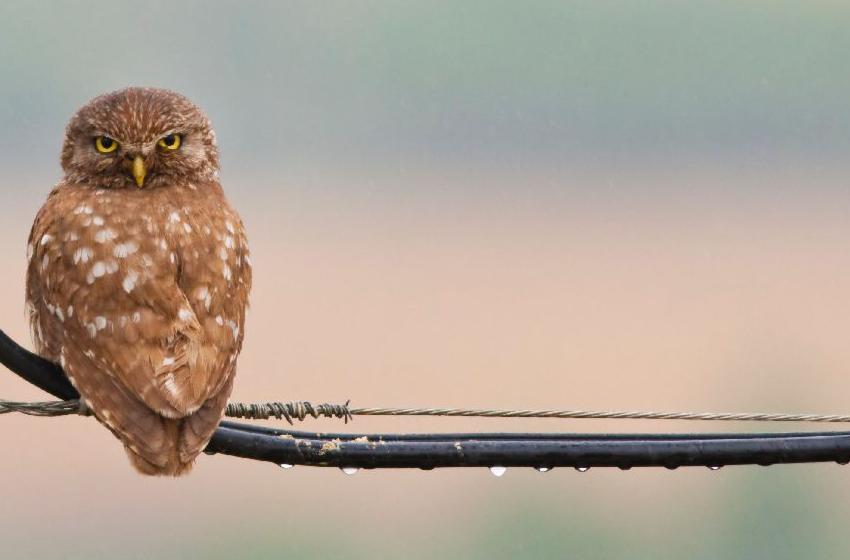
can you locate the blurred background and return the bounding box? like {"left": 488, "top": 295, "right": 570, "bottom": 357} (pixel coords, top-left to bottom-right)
{"left": 2, "top": 1, "right": 850, "bottom": 558}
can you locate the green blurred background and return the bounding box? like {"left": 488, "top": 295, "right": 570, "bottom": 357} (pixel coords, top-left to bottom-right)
{"left": 2, "top": 1, "right": 850, "bottom": 558}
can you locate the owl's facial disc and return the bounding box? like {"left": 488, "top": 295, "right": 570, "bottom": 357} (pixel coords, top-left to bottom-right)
{"left": 61, "top": 88, "right": 220, "bottom": 190}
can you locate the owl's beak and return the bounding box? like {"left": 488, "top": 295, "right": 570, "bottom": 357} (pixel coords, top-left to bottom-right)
{"left": 131, "top": 155, "right": 147, "bottom": 188}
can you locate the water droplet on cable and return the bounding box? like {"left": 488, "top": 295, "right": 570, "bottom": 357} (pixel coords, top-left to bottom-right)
{"left": 575, "top": 466, "right": 589, "bottom": 472}
{"left": 340, "top": 467, "right": 359, "bottom": 475}
{"left": 279, "top": 463, "right": 294, "bottom": 469}
{"left": 708, "top": 465, "right": 722, "bottom": 471}
{"left": 535, "top": 467, "right": 552, "bottom": 473}
{"left": 489, "top": 466, "right": 507, "bottom": 477}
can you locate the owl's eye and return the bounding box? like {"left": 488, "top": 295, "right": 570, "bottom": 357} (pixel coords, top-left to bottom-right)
{"left": 158, "top": 134, "right": 181, "bottom": 151}
{"left": 94, "top": 136, "right": 118, "bottom": 154}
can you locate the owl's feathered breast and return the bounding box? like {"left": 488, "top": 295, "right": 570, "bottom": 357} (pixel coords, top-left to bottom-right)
{"left": 26, "top": 180, "right": 251, "bottom": 422}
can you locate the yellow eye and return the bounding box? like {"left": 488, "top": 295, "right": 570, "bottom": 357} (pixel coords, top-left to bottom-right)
{"left": 94, "top": 136, "right": 118, "bottom": 154}
{"left": 158, "top": 133, "right": 181, "bottom": 150}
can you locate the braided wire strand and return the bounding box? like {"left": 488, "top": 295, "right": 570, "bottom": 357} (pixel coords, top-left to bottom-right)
{"left": 6, "top": 398, "right": 850, "bottom": 425}
{"left": 347, "top": 407, "right": 850, "bottom": 423}
{"left": 225, "top": 400, "right": 353, "bottom": 424}
{"left": 0, "top": 399, "right": 82, "bottom": 417}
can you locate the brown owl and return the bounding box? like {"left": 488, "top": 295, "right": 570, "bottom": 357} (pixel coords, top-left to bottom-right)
{"left": 25, "top": 87, "right": 251, "bottom": 476}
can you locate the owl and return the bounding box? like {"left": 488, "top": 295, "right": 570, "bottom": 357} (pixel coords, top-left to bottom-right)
{"left": 25, "top": 87, "right": 251, "bottom": 476}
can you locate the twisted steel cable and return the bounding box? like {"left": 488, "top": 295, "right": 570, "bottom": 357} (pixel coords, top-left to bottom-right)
{"left": 7, "top": 398, "right": 850, "bottom": 425}
{"left": 347, "top": 406, "right": 850, "bottom": 423}
{"left": 0, "top": 399, "right": 82, "bottom": 417}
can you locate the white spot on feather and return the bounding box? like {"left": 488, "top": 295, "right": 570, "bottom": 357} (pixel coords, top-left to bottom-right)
{"left": 73, "top": 247, "right": 93, "bottom": 264}
{"left": 90, "top": 261, "right": 107, "bottom": 278}
{"left": 113, "top": 241, "right": 138, "bottom": 258}
{"left": 195, "top": 286, "right": 213, "bottom": 310}
{"left": 163, "top": 373, "right": 179, "bottom": 397}
{"left": 40, "top": 234, "right": 52, "bottom": 246}
{"left": 168, "top": 211, "right": 181, "bottom": 223}
{"left": 122, "top": 270, "right": 138, "bottom": 293}
{"left": 94, "top": 228, "right": 117, "bottom": 243}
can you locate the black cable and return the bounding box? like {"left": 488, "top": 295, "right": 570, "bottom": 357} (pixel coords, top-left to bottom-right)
{"left": 0, "top": 330, "right": 77, "bottom": 399}
{"left": 208, "top": 425, "right": 850, "bottom": 469}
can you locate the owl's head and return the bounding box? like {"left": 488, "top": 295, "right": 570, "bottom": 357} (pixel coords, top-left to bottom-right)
{"left": 61, "top": 87, "right": 219, "bottom": 189}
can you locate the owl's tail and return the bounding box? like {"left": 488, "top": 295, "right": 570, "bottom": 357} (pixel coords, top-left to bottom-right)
{"left": 124, "top": 420, "right": 194, "bottom": 476}
{"left": 123, "top": 375, "right": 234, "bottom": 476}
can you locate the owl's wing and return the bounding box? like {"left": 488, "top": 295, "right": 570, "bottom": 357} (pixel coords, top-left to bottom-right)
{"left": 59, "top": 277, "right": 217, "bottom": 418}
{"left": 26, "top": 202, "right": 164, "bottom": 469}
